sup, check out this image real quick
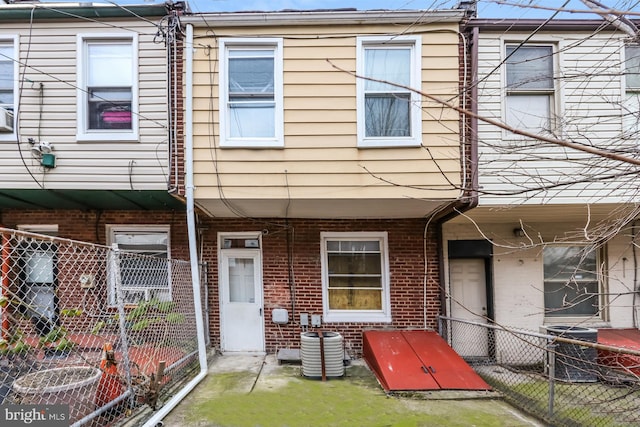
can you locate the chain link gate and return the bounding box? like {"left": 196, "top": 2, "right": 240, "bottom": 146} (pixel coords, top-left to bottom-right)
{"left": 0, "top": 228, "right": 206, "bottom": 426}
{"left": 440, "top": 316, "right": 640, "bottom": 427}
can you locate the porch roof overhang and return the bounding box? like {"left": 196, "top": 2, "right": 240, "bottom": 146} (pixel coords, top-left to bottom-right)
{"left": 0, "top": 189, "right": 186, "bottom": 211}
{"left": 194, "top": 197, "right": 459, "bottom": 219}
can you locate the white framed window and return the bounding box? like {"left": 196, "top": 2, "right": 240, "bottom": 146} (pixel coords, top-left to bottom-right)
{"left": 321, "top": 232, "right": 391, "bottom": 323}
{"left": 219, "top": 38, "right": 283, "bottom": 148}
{"left": 543, "top": 245, "right": 602, "bottom": 319}
{"left": 77, "top": 34, "right": 138, "bottom": 141}
{"left": 623, "top": 45, "right": 640, "bottom": 136}
{"left": 0, "top": 37, "right": 18, "bottom": 137}
{"left": 357, "top": 36, "right": 422, "bottom": 148}
{"left": 107, "top": 225, "right": 171, "bottom": 306}
{"left": 505, "top": 44, "right": 556, "bottom": 135}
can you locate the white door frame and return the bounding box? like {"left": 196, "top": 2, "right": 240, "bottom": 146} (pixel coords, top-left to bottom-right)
{"left": 218, "top": 232, "right": 265, "bottom": 354}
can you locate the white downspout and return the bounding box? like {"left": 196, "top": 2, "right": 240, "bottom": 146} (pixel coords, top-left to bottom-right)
{"left": 143, "top": 23, "right": 207, "bottom": 427}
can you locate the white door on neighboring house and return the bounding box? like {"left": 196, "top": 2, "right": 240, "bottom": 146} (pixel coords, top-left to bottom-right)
{"left": 219, "top": 246, "right": 264, "bottom": 354}
{"left": 449, "top": 258, "right": 489, "bottom": 358}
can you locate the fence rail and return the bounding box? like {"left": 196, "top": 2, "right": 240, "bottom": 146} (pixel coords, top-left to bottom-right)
{"left": 0, "top": 228, "right": 206, "bottom": 426}
{"left": 439, "top": 316, "right": 640, "bottom": 427}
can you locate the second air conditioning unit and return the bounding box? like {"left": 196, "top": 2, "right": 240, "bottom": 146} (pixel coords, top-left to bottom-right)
{"left": 0, "top": 107, "right": 14, "bottom": 132}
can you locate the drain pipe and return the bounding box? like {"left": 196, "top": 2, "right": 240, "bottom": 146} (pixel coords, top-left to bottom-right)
{"left": 142, "top": 23, "right": 208, "bottom": 427}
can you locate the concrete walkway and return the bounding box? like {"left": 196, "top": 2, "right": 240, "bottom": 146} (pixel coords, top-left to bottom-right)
{"left": 160, "top": 354, "right": 545, "bottom": 427}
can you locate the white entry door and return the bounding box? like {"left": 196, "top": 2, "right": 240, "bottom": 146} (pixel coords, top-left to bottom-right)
{"left": 220, "top": 249, "right": 264, "bottom": 353}
{"left": 449, "top": 258, "right": 489, "bottom": 358}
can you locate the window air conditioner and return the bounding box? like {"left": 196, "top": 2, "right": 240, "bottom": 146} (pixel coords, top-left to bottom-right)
{"left": 0, "top": 107, "right": 14, "bottom": 132}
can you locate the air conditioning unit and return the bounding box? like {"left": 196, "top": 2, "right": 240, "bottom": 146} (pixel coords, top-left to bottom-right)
{"left": 0, "top": 107, "right": 14, "bottom": 132}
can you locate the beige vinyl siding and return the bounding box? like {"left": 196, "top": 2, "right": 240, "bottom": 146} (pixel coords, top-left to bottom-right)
{"left": 191, "top": 22, "right": 461, "bottom": 212}
{"left": 0, "top": 19, "right": 168, "bottom": 190}
{"left": 477, "top": 30, "right": 633, "bottom": 206}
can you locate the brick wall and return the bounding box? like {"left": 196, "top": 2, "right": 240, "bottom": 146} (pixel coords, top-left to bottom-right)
{"left": 199, "top": 217, "right": 442, "bottom": 357}
{"left": 1, "top": 211, "right": 444, "bottom": 357}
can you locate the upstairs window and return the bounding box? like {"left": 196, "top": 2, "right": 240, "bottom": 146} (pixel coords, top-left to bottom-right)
{"left": 357, "top": 36, "right": 422, "bottom": 147}
{"left": 0, "top": 38, "right": 17, "bottom": 135}
{"left": 219, "top": 38, "right": 283, "bottom": 147}
{"left": 77, "top": 35, "right": 138, "bottom": 141}
{"left": 623, "top": 45, "right": 640, "bottom": 135}
{"left": 505, "top": 44, "right": 555, "bottom": 134}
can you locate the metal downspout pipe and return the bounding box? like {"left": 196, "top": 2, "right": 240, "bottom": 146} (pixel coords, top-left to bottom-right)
{"left": 142, "top": 23, "right": 208, "bottom": 427}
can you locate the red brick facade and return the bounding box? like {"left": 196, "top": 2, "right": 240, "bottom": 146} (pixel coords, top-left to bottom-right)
{"left": 1, "top": 210, "right": 443, "bottom": 357}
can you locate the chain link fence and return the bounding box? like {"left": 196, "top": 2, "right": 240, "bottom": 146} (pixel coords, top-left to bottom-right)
{"left": 0, "top": 228, "right": 206, "bottom": 426}
{"left": 439, "top": 316, "right": 640, "bottom": 427}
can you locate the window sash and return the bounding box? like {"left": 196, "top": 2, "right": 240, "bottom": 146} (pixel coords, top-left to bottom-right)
{"left": 0, "top": 44, "right": 14, "bottom": 106}
{"left": 506, "top": 45, "right": 554, "bottom": 91}
{"left": 625, "top": 45, "right": 640, "bottom": 89}
{"left": 543, "top": 246, "right": 600, "bottom": 317}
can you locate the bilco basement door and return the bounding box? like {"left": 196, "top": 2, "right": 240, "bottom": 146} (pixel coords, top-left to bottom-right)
{"left": 362, "top": 330, "right": 491, "bottom": 392}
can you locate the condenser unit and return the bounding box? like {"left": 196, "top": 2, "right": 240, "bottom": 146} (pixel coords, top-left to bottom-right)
{"left": 0, "top": 107, "right": 14, "bottom": 132}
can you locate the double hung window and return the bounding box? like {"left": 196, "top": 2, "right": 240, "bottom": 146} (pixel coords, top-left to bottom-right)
{"left": 0, "top": 38, "right": 17, "bottom": 134}
{"left": 623, "top": 45, "right": 640, "bottom": 134}
{"left": 357, "top": 36, "right": 422, "bottom": 147}
{"left": 219, "top": 38, "right": 283, "bottom": 147}
{"left": 77, "top": 35, "right": 137, "bottom": 140}
{"left": 321, "top": 232, "right": 391, "bottom": 322}
{"left": 505, "top": 44, "right": 555, "bottom": 134}
{"left": 543, "top": 245, "right": 601, "bottom": 318}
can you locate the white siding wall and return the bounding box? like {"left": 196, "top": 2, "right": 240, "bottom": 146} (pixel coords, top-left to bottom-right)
{"left": 443, "top": 220, "right": 637, "bottom": 332}
{"left": 477, "top": 31, "right": 636, "bottom": 206}
{"left": 0, "top": 19, "right": 168, "bottom": 190}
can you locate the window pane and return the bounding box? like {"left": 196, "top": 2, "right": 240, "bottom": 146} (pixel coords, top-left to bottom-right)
{"left": 506, "top": 46, "right": 553, "bottom": 90}
{"left": 88, "top": 43, "right": 132, "bottom": 86}
{"left": 115, "top": 231, "right": 169, "bottom": 292}
{"left": 228, "top": 257, "right": 255, "bottom": 303}
{"left": 365, "top": 94, "right": 410, "bottom": 137}
{"left": 89, "top": 88, "right": 132, "bottom": 130}
{"left": 623, "top": 92, "right": 640, "bottom": 134}
{"left": 626, "top": 46, "right": 640, "bottom": 89}
{"left": 505, "top": 94, "right": 550, "bottom": 132}
{"left": 229, "top": 103, "right": 275, "bottom": 137}
{"left": 0, "top": 45, "right": 13, "bottom": 105}
{"left": 328, "top": 253, "right": 382, "bottom": 275}
{"left": 329, "top": 288, "right": 382, "bottom": 310}
{"left": 364, "top": 48, "right": 410, "bottom": 91}
{"left": 229, "top": 54, "right": 274, "bottom": 95}
{"left": 543, "top": 246, "right": 599, "bottom": 316}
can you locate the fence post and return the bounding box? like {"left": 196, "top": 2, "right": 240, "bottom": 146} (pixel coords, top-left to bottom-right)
{"left": 547, "top": 339, "right": 556, "bottom": 419}
{"left": 109, "top": 243, "right": 135, "bottom": 409}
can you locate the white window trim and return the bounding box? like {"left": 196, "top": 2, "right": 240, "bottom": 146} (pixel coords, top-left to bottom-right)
{"left": 0, "top": 36, "right": 19, "bottom": 141}
{"left": 218, "top": 38, "right": 284, "bottom": 148}
{"left": 106, "top": 224, "right": 171, "bottom": 306}
{"left": 321, "top": 231, "right": 391, "bottom": 323}
{"left": 356, "top": 35, "right": 422, "bottom": 148}
{"left": 76, "top": 33, "right": 139, "bottom": 142}
{"left": 500, "top": 38, "right": 562, "bottom": 139}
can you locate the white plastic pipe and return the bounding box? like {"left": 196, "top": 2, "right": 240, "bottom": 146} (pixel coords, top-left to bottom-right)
{"left": 142, "top": 23, "right": 207, "bottom": 427}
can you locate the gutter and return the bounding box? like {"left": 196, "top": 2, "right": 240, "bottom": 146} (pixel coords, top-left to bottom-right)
{"left": 142, "top": 23, "right": 208, "bottom": 427}
{"left": 180, "top": 9, "right": 466, "bottom": 27}
{"left": 0, "top": 3, "right": 168, "bottom": 21}
{"left": 467, "top": 18, "right": 631, "bottom": 32}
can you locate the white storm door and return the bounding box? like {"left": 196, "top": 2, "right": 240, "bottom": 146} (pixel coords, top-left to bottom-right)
{"left": 449, "top": 258, "right": 489, "bottom": 358}
{"left": 220, "top": 250, "right": 264, "bottom": 353}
